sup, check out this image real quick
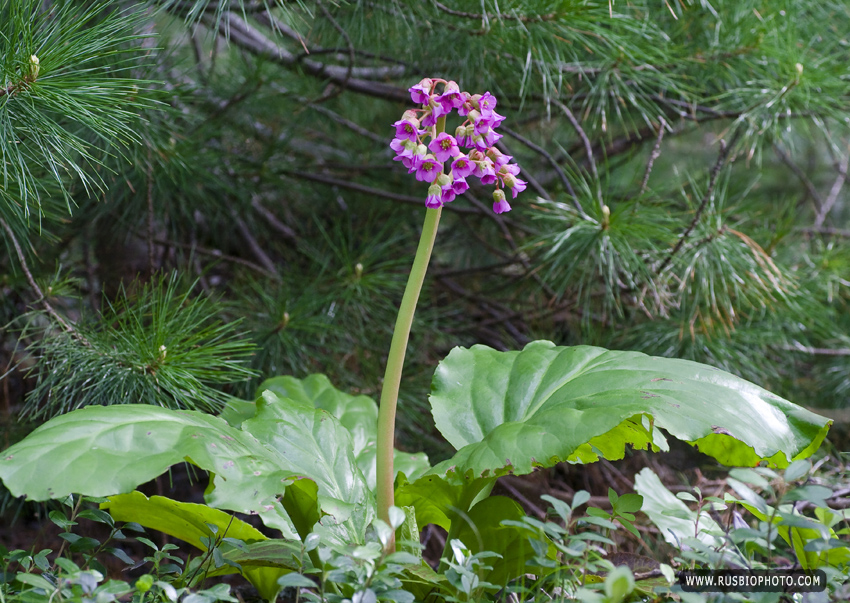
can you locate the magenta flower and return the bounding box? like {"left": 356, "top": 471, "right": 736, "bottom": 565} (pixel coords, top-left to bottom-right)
{"left": 426, "top": 184, "right": 443, "bottom": 208}
{"left": 415, "top": 155, "right": 443, "bottom": 182}
{"left": 450, "top": 176, "right": 469, "bottom": 194}
{"left": 473, "top": 158, "right": 497, "bottom": 184}
{"left": 429, "top": 133, "right": 460, "bottom": 162}
{"left": 478, "top": 91, "right": 498, "bottom": 118}
{"left": 393, "top": 118, "right": 422, "bottom": 143}
{"left": 451, "top": 154, "right": 475, "bottom": 178}
{"left": 455, "top": 125, "right": 474, "bottom": 148}
{"left": 436, "top": 81, "right": 465, "bottom": 112}
{"left": 509, "top": 178, "right": 527, "bottom": 199}
{"left": 391, "top": 80, "right": 520, "bottom": 212}
{"left": 479, "top": 127, "right": 502, "bottom": 148}
{"left": 492, "top": 189, "right": 512, "bottom": 213}
{"left": 440, "top": 185, "right": 457, "bottom": 204}
{"left": 486, "top": 148, "right": 512, "bottom": 169}
{"left": 410, "top": 78, "right": 433, "bottom": 105}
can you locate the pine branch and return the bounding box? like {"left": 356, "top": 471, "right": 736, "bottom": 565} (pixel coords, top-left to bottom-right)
{"left": 430, "top": 1, "right": 557, "bottom": 23}
{"left": 215, "top": 12, "right": 409, "bottom": 102}
{"left": 813, "top": 146, "right": 849, "bottom": 228}
{"left": 640, "top": 117, "right": 666, "bottom": 195}
{"left": 657, "top": 135, "right": 737, "bottom": 274}
{"left": 0, "top": 216, "right": 81, "bottom": 340}
{"left": 555, "top": 100, "right": 603, "bottom": 211}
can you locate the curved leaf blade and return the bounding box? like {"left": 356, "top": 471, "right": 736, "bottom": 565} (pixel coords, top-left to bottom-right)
{"left": 257, "top": 375, "right": 431, "bottom": 489}
{"left": 0, "top": 405, "right": 296, "bottom": 520}
{"left": 244, "top": 391, "right": 375, "bottom": 544}
{"left": 430, "top": 341, "right": 831, "bottom": 477}
{"left": 102, "top": 491, "right": 291, "bottom": 601}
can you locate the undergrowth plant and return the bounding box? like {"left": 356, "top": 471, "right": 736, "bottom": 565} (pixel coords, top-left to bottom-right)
{"left": 0, "top": 79, "right": 839, "bottom": 602}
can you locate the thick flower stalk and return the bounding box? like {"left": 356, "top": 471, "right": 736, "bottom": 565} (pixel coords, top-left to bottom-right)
{"left": 376, "top": 79, "right": 525, "bottom": 547}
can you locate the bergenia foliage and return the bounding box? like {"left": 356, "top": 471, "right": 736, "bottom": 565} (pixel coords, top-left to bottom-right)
{"left": 391, "top": 78, "right": 525, "bottom": 213}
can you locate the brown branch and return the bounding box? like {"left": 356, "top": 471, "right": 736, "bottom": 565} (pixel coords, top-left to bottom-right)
{"left": 146, "top": 148, "right": 156, "bottom": 277}
{"left": 499, "top": 125, "right": 591, "bottom": 219}
{"left": 797, "top": 226, "right": 850, "bottom": 238}
{"left": 230, "top": 208, "right": 278, "bottom": 274}
{"left": 555, "top": 100, "right": 603, "bottom": 210}
{"left": 280, "top": 169, "right": 482, "bottom": 214}
{"left": 657, "top": 136, "right": 736, "bottom": 274}
{"left": 779, "top": 344, "right": 850, "bottom": 356}
{"left": 813, "top": 147, "right": 849, "bottom": 228}
{"left": 152, "top": 237, "right": 281, "bottom": 280}
{"left": 639, "top": 117, "right": 666, "bottom": 195}
{"left": 251, "top": 197, "right": 297, "bottom": 240}
{"left": 312, "top": 0, "right": 355, "bottom": 103}
{"left": 216, "top": 12, "right": 409, "bottom": 102}
{"left": 0, "top": 217, "right": 82, "bottom": 340}
{"left": 773, "top": 143, "right": 823, "bottom": 208}
{"left": 432, "top": 0, "right": 557, "bottom": 23}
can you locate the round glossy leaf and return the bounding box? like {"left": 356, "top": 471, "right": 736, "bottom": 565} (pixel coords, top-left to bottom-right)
{"left": 430, "top": 341, "right": 831, "bottom": 477}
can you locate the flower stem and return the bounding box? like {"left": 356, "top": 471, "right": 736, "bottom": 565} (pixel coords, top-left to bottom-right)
{"left": 375, "top": 205, "right": 442, "bottom": 549}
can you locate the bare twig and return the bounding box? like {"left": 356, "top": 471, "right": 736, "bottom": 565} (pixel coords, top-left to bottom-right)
{"left": 797, "top": 226, "right": 850, "bottom": 238}
{"left": 773, "top": 143, "right": 824, "bottom": 207}
{"left": 639, "top": 117, "right": 666, "bottom": 195}
{"left": 280, "top": 169, "right": 481, "bottom": 214}
{"left": 555, "top": 100, "right": 603, "bottom": 210}
{"left": 251, "top": 197, "right": 297, "bottom": 240}
{"left": 146, "top": 148, "right": 156, "bottom": 277}
{"left": 496, "top": 139, "right": 550, "bottom": 201}
{"left": 499, "top": 125, "right": 591, "bottom": 219}
{"left": 313, "top": 0, "right": 355, "bottom": 103}
{"left": 432, "top": 0, "right": 557, "bottom": 23}
{"left": 657, "top": 136, "right": 736, "bottom": 273}
{"left": 0, "top": 217, "right": 81, "bottom": 339}
{"left": 216, "top": 12, "right": 409, "bottom": 102}
{"left": 813, "top": 147, "right": 849, "bottom": 228}
{"left": 230, "top": 208, "right": 278, "bottom": 274}
{"left": 152, "top": 237, "right": 281, "bottom": 280}
{"left": 779, "top": 344, "right": 850, "bottom": 356}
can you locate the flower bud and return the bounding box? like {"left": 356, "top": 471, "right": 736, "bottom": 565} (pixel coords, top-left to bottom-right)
{"left": 354, "top": 262, "right": 363, "bottom": 278}
{"left": 29, "top": 55, "right": 39, "bottom": 80}
{"left": 415, "top": 144, "right": 428, "bottom": 157}
{"left": 401, "top": 109, "right": 420, "bottom": 125}
{"left": 492, "top": 188, "right": 511, "bottom": 214}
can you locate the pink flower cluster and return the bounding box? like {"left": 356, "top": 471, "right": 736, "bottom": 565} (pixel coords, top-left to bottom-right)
{"left": 390, "top": 78, "right": 526, "bottom": 214}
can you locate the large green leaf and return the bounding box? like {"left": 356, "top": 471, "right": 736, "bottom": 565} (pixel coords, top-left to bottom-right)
{"left": 0, "top": 405, "right": 297, "bottom": 534}
{"left": 451, "top": 496, "right": 536, "bottom": 587}
{"left": 244, "top": 391, "right": 375, "bottom": 544}
{"left": 258, "top": 374, "right": 431, "bottom": 489}
{"left": 430, "top": 341, "right": 831, "bottom": 477}
{"left": 394, "top": 473, "right": 496, "bottom": 533}
{"left": 102, "top": 491, "right": 293, "bottom": 602}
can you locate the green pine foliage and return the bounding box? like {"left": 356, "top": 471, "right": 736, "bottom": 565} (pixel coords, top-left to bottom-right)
{"left": 1, "top": 0, "right": 849, "bottom": 467}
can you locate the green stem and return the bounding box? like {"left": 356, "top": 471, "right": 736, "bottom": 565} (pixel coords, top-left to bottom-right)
{"left": 375, "top": 206, "right": 442, "bottom": 547}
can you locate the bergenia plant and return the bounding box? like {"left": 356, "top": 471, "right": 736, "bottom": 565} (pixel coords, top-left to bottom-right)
{"left": 377, "top": 79, "right": 526, "bottom": 540}
{"left": 0, "top": 78, "right": 833, "bottom": 602}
